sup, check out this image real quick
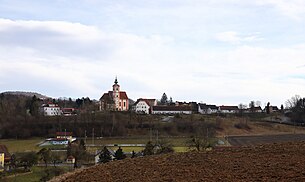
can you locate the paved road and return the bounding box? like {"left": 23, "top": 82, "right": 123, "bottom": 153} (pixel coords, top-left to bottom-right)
{"left": 228, "top": 134, "right": 305, "bottom": 146}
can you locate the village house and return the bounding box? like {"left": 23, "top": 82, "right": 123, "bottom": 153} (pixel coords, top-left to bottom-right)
{"left": 56, "top": 131, "right": 74, "bottom": 142}
{"left": 264, "top": 105, "right": 279, "bottom": 113}
{"left": 218, "top": 106, "right": 239, "bottom": 113}
{"left": 133, "top": 98, "right": 157, "bottom": 114}
{"left": 175, "top": 101, "right": 198, "bottom": 113}
{"left": 100, "top": 77, "right": 129, "bottom": 111}
{"left": 245, "top": 106, "right": 263, "bottom": 113}
{"left": 62, "top": 108, "right": 77, "bottom": 116}
{"left": 41, "top": 103, "right": 62, "bottom": 116}
{"left": 152, "top": 105, "right": 192, "bottom": 114}
{"left": 0, "top": 145, "right": 11, "bottom": 172}
{"left": 42, "top": 132, "right": 75, "bottom": 146}
{"left": 198, "top": 104, "right": 218, "bottom": 114}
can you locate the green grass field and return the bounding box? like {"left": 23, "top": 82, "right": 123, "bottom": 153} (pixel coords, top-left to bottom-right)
{"left": 0, "top": 138, "right": 44, "bottom": 153}
{"left": 0, "top": 136, "right": 191, "bottom": 154}
{"left": 4, "top": 166, "right": 70, "bottom": 182}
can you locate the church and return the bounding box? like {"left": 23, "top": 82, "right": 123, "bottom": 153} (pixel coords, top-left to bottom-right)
{"left": 99, "top": 77, "right": 129, "bottom": 111}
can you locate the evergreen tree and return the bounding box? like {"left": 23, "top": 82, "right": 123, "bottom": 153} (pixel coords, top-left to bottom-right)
{"left": 143, "top": 141, "right": 154, "bottom": 156}
{"left": 266, "top": 102, "right": 270, "bottom": 114}
{"left": 29, "top": 95, "right": 40, "bottom": 117}
{"left": 131, "top": 151, "right": 136, "bottom": 158}
{"left": 99, "top": 147, "right": 112, "bottom": 163}
{"left": 114, "top": 147, "right": 126, "bottom": 160}
{"left": 160, "top": 93, "right": 168, "bottom": 105}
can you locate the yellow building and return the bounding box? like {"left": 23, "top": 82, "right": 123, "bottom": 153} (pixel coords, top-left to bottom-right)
{"left": 0, "top": 152, "right": 4, "bottom": 172}
{"left": 0, "top": 145, "right": 10, "bottom": 172}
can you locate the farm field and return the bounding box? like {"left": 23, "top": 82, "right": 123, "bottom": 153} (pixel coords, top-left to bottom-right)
{"left": 0, "top": 138, "right": 44, "bottom": 152}
{"left": 51, "top": 141, "right": 305, "bottom": 182}
{"left": 228, "top": 133, "right": 305, "bottom": 146}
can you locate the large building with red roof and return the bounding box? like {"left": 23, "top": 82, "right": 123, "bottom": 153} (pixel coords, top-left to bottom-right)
{"left": 99, "top": 77, "right": 129, "bottom": 111}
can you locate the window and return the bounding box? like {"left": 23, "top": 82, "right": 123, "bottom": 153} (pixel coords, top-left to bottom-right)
{"left": 124, "top": 102, "right": 126, "bottom": 107}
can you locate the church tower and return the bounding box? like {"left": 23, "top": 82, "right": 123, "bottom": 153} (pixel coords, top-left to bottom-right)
{"left": 112, "top": 77, "right": 120, "bottom": 110}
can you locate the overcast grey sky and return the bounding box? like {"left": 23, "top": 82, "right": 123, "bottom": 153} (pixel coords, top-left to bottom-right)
{"left": 0, "top": 0, "right": 305, "bottom": 106}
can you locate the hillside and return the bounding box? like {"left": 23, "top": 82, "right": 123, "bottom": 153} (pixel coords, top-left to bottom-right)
{"left": 51, "top": 141, "right": 305, "bottom": 182}
{"left": 1, "top": 91, "right": 50, "bottom": 99}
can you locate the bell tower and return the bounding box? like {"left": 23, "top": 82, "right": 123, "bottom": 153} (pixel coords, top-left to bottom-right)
{"left": 112, "top": 77, "right": 120, "bottom": 110}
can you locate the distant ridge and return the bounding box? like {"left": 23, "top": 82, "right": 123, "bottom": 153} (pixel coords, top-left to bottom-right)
{"left": 1, "top": 91, "right": 50, "bottom": 99}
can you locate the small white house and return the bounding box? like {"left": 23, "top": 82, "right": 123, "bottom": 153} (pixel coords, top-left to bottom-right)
{"left": 41, "top": 103, "right": 62, "bottom": 116}
{"left": 198, "top": 104, "right": 218, "bottom": 114}
{"left": 218, "top": 106, "right": 239, "bottom": 113}
{"left": 134, "top": 99, "right": 157, "bottom": 114}
{"left": 135, "top": 100, "right": 150, "bottom": 114}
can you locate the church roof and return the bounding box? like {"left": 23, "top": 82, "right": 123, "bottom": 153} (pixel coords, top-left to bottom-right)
{"left": 100, "top": 92, "right": 114, "bottom": 103}
{"left": 119, "top": 92, "right": 128, "bottom": 100}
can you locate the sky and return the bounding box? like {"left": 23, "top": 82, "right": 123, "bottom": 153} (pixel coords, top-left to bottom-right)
{"left": 0, "top": 0, "right": 305, "bottom": 107}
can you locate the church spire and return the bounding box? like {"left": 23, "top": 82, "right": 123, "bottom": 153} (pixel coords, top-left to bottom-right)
{"left": 114, "top": 76, "right": 118, "bottom": 84}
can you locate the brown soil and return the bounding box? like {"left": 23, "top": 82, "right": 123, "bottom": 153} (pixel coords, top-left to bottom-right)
{"left": 51, "top": 141, "right": 305, "bottom": 182}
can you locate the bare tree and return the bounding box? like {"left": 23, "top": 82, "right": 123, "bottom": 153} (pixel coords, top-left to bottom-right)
{"left": 285, "top": 95, "right": 301, "bottom": 109}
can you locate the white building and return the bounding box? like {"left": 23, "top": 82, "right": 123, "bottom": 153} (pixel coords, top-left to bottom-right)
{"left": 152, "top": 106, "right": 192, "bottom": 115}
{"left": 198, "top": 104, "right": 218, "bottom": 114}
{"left": 218, "top": 106, "right": 239, "bottom": 113}
{"left": 134, "top": 99, "right": 157, "bottom": 114}
{"left": 41, "top": 103, "right": 62, "bottom": 116}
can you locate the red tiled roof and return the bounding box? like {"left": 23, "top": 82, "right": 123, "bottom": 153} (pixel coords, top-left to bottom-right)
{"left": 119, "top": 92, "right": 128, "bottom": 100}
{"left": 67, "top": 155, "right": 75, "bottom": 159}
{"left": 153, "top": 105, "right": 192, "bottom": 111}
{"left": 56, "top": 132, "right": 73, "bottom": 136}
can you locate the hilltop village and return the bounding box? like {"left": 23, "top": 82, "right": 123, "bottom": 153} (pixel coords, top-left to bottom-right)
{"left": 41, "top": 77, "right": 280, "bottom": 116}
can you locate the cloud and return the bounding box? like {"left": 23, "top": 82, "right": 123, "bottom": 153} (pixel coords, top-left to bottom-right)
{"left": 215, "top": 31, "right": 263, "bottom": 44}
{"left": 0, "top": 18, "right": 305, "bottom": 106}
{"left": 255, "top": 0, "right": 305, "bottom": 20}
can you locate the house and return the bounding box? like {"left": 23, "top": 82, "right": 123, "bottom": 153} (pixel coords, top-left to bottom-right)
{"left": 46, "top": 138, "right": 69, "bottom": 145}
{"left": 62, "top": 108, "right": 77, "bottom": 116}
{"left": 66, "top": 155, "right": 75, "bottom": 164}
{"left": 175, "top": 101, "right": 198, "bottom": 113}
{"left": 41, "top": 132, "right": 75, "bottom": 146}
{"left": 134, "top": 98, "right": 157, "bottom": 114}
{"left": 198, "top": 104, "right": 218, "bottom": 114}
{"left": 246, "top": 106, "right": 263, "bottom": 113}
{"left": 264, "top": 106, "right": 279, "bottom": 113}
{"left": 218, "top": 106, "right": 239, "bottom": 113}
{"left": 56, "top": 131, "right": 74, "bottom": 142}
{"left": 41, "top": 103, "right": 62, "bottom": 116}
{"left": 152, "top": 105, "right": 192, "bottom": 114}
{"left": 0, "top": 145, "right": 11, "bottom": 172}
{"left": 99, "top": 77, "right": 129, "bottom": 111}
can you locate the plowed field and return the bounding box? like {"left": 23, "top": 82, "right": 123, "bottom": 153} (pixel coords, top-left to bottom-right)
{"left": 51, "top": 142, "right": 305, "bottom": 182}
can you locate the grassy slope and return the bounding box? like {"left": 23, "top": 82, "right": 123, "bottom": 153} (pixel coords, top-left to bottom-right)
{"left": 0, "top": 138, "right": 43, "bottom": 153}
